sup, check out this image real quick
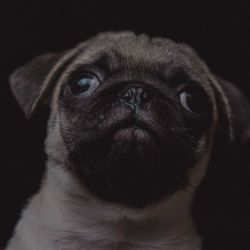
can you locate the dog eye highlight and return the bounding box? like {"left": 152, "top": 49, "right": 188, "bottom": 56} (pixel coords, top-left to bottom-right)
{"left": 179, "top": 90, "right": 205, "bottom": 113}
{"left": 69, "top": 73, "right": 99, "bottom": 95}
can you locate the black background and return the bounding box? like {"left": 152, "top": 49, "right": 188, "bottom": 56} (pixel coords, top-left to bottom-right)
{"left": 1, "top": 1, "right": 250, "bottom": 248}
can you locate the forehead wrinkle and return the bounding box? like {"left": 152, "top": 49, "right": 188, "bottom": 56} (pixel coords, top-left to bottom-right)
{"left": 60, "top": 34, "right": 215, "bottom": 94}
{"left": 75, "top": 33, "right": 204, "bottom": 74}
{"left": 92, "top": 50, "right": 126, "bottom": 74}
{"left": 70, "top": 36, "right": 196, "bottom": 78}
{"left": 87, "top": 35, "right": 178, "bottom": 66}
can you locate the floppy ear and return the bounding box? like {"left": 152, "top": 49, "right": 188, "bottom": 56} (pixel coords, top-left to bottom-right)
{"left": 9, "top": 48, "right": 80, "bottom": 119}
{"left": 193, "top": 77, "right": 250, "bottom": 249}
{"left": 216, "top": 78, "right": 250, "bottom": 144}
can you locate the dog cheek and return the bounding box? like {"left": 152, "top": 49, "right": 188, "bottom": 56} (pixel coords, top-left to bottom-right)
{"left": 45, "top": 114, "right": 69, "bottom": 164}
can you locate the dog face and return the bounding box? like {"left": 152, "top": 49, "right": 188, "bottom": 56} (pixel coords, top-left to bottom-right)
{"left": 10, "top": 32, "right": 249, "bottom": 210}
{"left": 55, "top": 34, "right": 215, "bottom": 209}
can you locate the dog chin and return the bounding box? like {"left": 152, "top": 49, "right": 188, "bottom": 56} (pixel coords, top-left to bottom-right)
{"left": 69, "top": 124, "right": 195, "bottom": 208}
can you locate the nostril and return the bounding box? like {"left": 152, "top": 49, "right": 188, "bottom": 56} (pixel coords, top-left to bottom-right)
{"left": 121, "top": 88, "right": 134, "bottom": 103}
{"left": 120, "top": 86, "right": 151, "bottom": 107}
{"left": 141, "top": 90, "right": 150, "bottom": 103}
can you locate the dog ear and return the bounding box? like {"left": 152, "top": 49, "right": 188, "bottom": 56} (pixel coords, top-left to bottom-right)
{"left": 9, "top": 49, "right": 80, "bottom": 119}
{"left": 216, "top": 78, "right": 250, "bottom": 145}
{"left": 193, "top": 77, "right": 250, "bottom": 249}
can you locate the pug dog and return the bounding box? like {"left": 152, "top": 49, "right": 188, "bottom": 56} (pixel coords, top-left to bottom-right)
{"left": 6, "top": 31, "right": 250, "bottom": 250}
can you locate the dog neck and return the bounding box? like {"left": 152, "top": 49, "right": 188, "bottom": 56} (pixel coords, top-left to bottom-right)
{"left": 28, "top": 156, "right": 208, "bottom": 250}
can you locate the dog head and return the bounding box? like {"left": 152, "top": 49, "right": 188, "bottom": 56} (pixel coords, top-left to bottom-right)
{"left": 9, "top": 32, "right": 250, "bottom": 214}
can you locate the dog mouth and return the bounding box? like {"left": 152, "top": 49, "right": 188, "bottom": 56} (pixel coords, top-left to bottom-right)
{"left": 96, "top": 117, "right": 159, "bottom": 165}
{"left": 102, "top": 115, "right": 163, "bottom": 145}
{"left": 113, "top": 118, "right": 154, "bottom": 137}
{"left": 112, "top": 125, "right": 156, "bottom": 158}
{"left": 114, "top": 125, "right": 151, "bottom": 141}
{"left": 72, "top": 113, "right": 186, "bottom": 174}
{"left": 69, "top": 110, "right": 195, "bottom": 208}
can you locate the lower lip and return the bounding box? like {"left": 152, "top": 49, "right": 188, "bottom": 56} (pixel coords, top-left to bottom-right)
{"left": 113, "top": 126, "right": 153, "bottom": 143}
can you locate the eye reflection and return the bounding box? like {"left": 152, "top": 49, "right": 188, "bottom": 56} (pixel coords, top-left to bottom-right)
{"left": 180, "top": 90, "right": 205, "bottom": 113}
{"left": 69, "top": 73, "right": 99, "bottom": 95}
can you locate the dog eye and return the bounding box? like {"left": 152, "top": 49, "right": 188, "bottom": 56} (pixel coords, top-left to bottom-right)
{"left": 69, "top": 74, "right": 99, "bottom": 95}
{"left": 179, "top": 90, "right": 205, "bottom": 113}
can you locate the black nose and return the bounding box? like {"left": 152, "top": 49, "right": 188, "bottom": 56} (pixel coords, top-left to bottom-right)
{"left": 121, "top": 86, "right": 151, "bottom": 109}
